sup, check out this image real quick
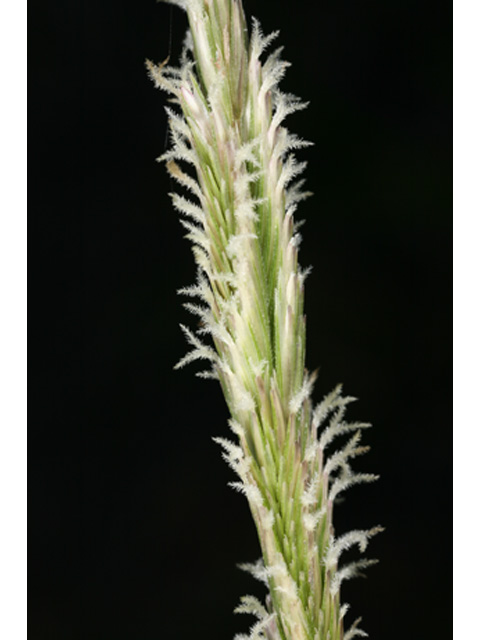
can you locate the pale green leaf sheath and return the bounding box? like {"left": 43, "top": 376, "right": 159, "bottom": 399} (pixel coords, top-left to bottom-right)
{"left": 147, "top": 2, "right": 382, "bottom": 638}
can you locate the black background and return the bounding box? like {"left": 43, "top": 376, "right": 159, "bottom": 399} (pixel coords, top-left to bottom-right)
{"left": 29, "top": 0, "right": 451, "bottom": 638}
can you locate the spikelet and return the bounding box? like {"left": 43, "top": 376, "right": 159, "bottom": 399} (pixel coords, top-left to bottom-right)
{"left": 148, "top": 2, "right": 381, "bottom": 638}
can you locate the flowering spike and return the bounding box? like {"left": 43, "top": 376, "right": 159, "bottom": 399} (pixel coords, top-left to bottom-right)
{"left": 149, "top": 1, "right": 381, "bottom": 637}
